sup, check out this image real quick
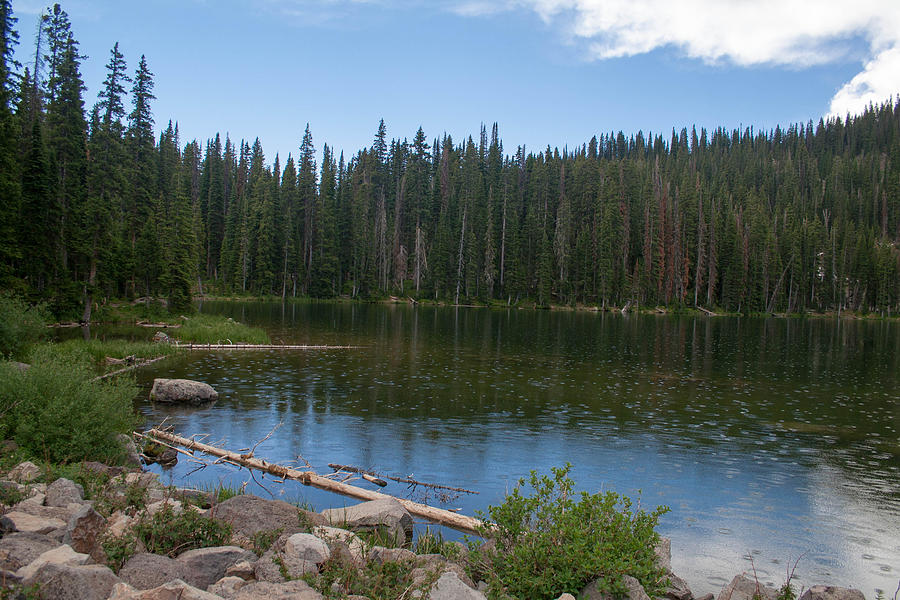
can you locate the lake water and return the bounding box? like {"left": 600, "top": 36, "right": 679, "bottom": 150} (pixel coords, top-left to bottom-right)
{"left": 133, "top": 302, "right": 900, "bottom": 597}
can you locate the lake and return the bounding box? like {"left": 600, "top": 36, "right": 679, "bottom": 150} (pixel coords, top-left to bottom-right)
{"left": 133, "top": 301, "right": 900, "bottom": 597}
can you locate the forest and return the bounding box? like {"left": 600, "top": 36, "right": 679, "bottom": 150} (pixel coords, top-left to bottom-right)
{"left": 1, "top": 2, "right": 899, "bottom": 318}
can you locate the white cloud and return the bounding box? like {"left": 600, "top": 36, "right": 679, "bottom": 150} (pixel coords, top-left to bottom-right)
{"left": 449, "top": 0, "right": 900, "bottom": 118}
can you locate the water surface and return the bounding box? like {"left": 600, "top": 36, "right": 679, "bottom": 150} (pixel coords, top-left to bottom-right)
{"left": 133, "top": 302, "right": 900, "bottom": 597}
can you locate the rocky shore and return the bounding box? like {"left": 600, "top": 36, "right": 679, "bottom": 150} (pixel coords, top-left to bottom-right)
{"left": 0, "top": 460, "right": 869, "bottom": 600}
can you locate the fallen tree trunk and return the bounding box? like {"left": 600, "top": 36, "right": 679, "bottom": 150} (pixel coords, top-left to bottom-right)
{"left": 172, "top": 343, "right": 361, "bottom": 350}
{"left": 328, "top": 463, "right": 478, "bottom": 494}
{"left": 94, "top": 355, "right": 169, "bottom": 381}
{"left": 144, "top": 428, "right": 487, "bottom": 535}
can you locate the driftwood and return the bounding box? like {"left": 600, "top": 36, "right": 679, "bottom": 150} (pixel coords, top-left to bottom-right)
{"left": 172, "top": 343, "right": 361, "bottom": 350}
{"left": 695, "top": 305, "right": 718, "bottom": 316}
{"left": 143, "top": 428, "right": 487, "bottom": 535}
{"left": 94, "top": 355, "right": 169, "bottom": 381}
{"left": 328, "top": 464, "right": 478, "bottom": 495}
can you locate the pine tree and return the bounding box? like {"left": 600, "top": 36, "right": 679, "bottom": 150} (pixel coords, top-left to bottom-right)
{"left": 0, "top": 0, "right": 20, "bottom": 284}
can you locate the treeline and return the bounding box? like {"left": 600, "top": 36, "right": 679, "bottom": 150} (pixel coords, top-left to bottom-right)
{"left": 1, "top": 2, "right": 899, "bottom": 317}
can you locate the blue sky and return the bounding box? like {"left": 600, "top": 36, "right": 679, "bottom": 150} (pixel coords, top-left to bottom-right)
{"left": 10, "top": 0, "right": 900, "bottom": 165}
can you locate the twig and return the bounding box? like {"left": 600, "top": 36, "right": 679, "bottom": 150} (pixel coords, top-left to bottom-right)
{"left": 94, "top": 355, "right": 168, "bottom": 381}
{"left": 328, "top": 463, "right": 478, "bottom": 494}
{"left": 245, "top": 422, "right": 283, "bottom": 459}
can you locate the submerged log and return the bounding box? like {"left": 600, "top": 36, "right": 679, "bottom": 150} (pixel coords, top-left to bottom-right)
{"left": 328, "top": 463, "right": 478, "bottom": 494}
{"left": 143, "top": 428, "right": 487, "bottom": 535}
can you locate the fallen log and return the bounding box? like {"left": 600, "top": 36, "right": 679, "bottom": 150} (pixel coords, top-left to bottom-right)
{"left": 695, "top": 305, "right": 718, "bottom": 316}
{"left": 144, "top": 428, "right": 487, "bottom": 535}
{"left": 328, "top": 463, "right": 478, "bottom": 494}
{"left": 171, "top": 343, "right": 362, "bottom": 350}
{"left": 94, "top": 355, "right": 169, "bottom": 381}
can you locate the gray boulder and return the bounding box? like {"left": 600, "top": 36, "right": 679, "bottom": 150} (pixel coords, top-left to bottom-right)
{"left": 150, "top": 378, "right": 218, "bottom": 405}
{"left": 0, "top": 511, "right": 66, "bottom": 535}
{"left": 654, "top": 537, "right": 672, "bottom": 572}
{"left": 664, "top": 571, "right": 694, "bottom": 600}
{"left": 0, "top": 532, "right": 63, "bottom": 571}
{"left": 108, "top": 579, "right": 222, "bottom": 600}
{"left": 29, "top": 563, "right": 121, "bottom": 600}
{"left": 321, "top": 498, "right": 413, "bottom": 546}
{"left": 116, "top": 434, "right": 142, "bottom": 467}
{"left": 582, "top": 575, "right": 651, "bottom": 600}
{"left": 8, "top": 461, "right": 41, "bottom": 483}
{"left": 717, "top": 575, "right": 778, "bottom": 600}
{"left": 16, "top": 544, "right": 90, "bottom": 583}
{"left": 63, "top": 504, "right": 106, "bottom": 558}
{"left": 118, "top": 553, "right": 192, "bottom": 590}
{"left": 233, "top": 580, "right": 325, "bottom": 599}
{"left": 283, "top": 533, "right": 331, "bottom": 564}
{"left": 207, "top": 494, "right": 326, "bottom": 539}
{"left": 799, "top": 586, "right": 866, "bottom": 600}
{"left": 208, "top": 575, "right": 248, "bottom": 598}
{"left": 427, "top": 571, "right": 487, "bottom": 600}
{"left": 45, "top": 478, "right": 85, "bottom": 507}
{"left": 176, "top": 545, "right": 256, "bottom": 590}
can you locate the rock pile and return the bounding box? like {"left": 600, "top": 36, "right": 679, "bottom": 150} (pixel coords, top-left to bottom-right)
{"left": 0, "top": 460, "right": 870, "bottom": 600}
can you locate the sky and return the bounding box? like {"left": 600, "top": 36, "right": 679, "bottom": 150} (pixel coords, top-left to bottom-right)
{"left": 9, "top": 0, "right": 900, "bottom": 166}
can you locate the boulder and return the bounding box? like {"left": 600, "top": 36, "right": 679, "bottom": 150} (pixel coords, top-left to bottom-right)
{"left": 798, "top": 586, "right": 866, "bottom": 600}
{"left": 557, "top": 595, "right": 577, "bottom": 600}
{"left": 427, "top": 571, "right": 487, "bottom": 600}
{"left": 29, "top": 563, "right": 121, "bottom": 600}
{"left": 582, "top": 575, "right": 651, "bottom": 600}
{"left": 208, "top": 575, "right": 248, "bottom": 598}
{"left": 108, "top": 579, "right": 222, "bottom": 600}
{"left": 207, "top": 494, "right": 326, "bottom": 539}
{"left": 176, "top": 545, "right": 256, "bottom": 590}
{"left": 150, "top": 378, "right": 218, "bottom": 405}
{"left": 8, "top": 461, "right": 41, "bottom": 483}
{"left": 664, "top": 571, "right": 694, "bottom": 600}
{"left": 320, "top": 498, "right": 413, "bottom": 546}
{"left": 63, "top": 504, "right": 106, "bottom": 558}
{"left": 717, "top": 575, "right": 778, "bottom": 600}
{"left": 116, "top": 433, "right": 143, "bottom": 468}
{"left": 45, "top": 478, "right": 85, "bottom": 507}
{"left": 312, "top": 525, "right": 366, "bottom": 563}
{"left": 654, "top": 537, "right": 672, "bottom": 572}
{"left": 367, "top": 545, "right": 416, "bottom": 565}
{"left": 16, "top": 544, "right": 89, "bottom": 583}
{"left": 233, "top": 580, "right": 325, "bottom": 600}
{"left": 283, "top": 533, "right": 331, "bottom": 564}
{"left": 0, "top": 511, "right": 66, "bottom": 535}
{"left": 0, "top": 532, "right": 63, "bottom": 571}
{"left": 224, "top": 560, "right": 255, "bottom": 580}
{"left": 253, "top": 549, "right": 287, "bottom": 583}
{"left": 118, "top": 553, "right": 192, "bottom": 590}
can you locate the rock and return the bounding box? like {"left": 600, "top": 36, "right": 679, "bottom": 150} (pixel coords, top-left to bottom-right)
{"left": 0, "top": 532, "right": 63, "bottom": 571}
{"left": 366, "top": 545, "right": 416, "bottom": 565}
{"left": 116, "top": 434, "right": 142, "bottom": 468}
{"left": 29, "top": 563, "right": 121, "bottom": 600}
{"left": 312, "top": 525, "right": 366, "bottom": 562}
{"left": 150, "top": 378, "right": 218, "bottom": 405}
{"left": 118, "top": 553, "right": 192, "bottom": 590}
{"left": 208, "top": 575, "right": 248, "bottom": 598}
{"left": 582, "top": 575, "right": 651, "bottom": 600}
{"left": 717, "top": 575, "right": 778, "bottom": 600}
{"left": 106, "top": 511, "right": 133, "bottom": 538}
{"left": 664, "top": 571, "right": 694, "bottom": 600}
{"left": 557, "top": 595, "right": 577, "bottom": 600}
{"left": 412, "top": 554, "right": 475, "bottom": 589}
{"left": 8, "top": 461, "right": 41, "bottom": 483}
{"left": 232, "top": 580, "right": 325, "bottom": 600}
{"left": 320, "top": 498, "right": 414, "bottom": 546}
{"left": 108, "top": 579, "right": 222, "bottom": 600}
{"left": 8, "top": 361, "right": 29, "bottom": 373}
{"left": 63, "top": 504, "right": 106, "bottom": 558}
{"left": 15, "top": 544, "right": 89, "bottom": 583}
{"left": 208, "top": 494, "right": 326, "bottom": 539}
{"left": 654, "top": 537, "right": 672, "bottom": 572}
{"left": 81, "top": 461, "right": 129, "bottom": 478}
{"left": 277, "top": 553, "right": 318, "bottom": 580}
{"left": 144, "top": 498, "right": 184, "bottom": 516}
{"left": 697, "top": 595, "right": 715, "bottom": 600}
{"left": 151, "top": 331, "right": 171, "bottom": 343}
{"left": 176, "top": 545, "right": 257, "bottom": 590}
{"left": 253, "top": 549, "right": 287, "bottom": 583}
{"left": 0, "top": 511, "right": 66, "bottom": 535}
{"left": 427, "top": 571, "right": 487, "bottom": 600}
{"left": 798, "top": 586, "right": 866, "bottom": 600}
{"left": 224, "top": 560, "right": 255, "bottom": 580}
{"left": 45, "top": 478, "right": 85, "bottom": 507}
{"left": 283, "top": 532, "right": 331, "bottom": 564}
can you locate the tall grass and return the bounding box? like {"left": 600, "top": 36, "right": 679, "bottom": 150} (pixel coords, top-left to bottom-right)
{"left": 174, "top": 314, "right": 270, "bottom": 345}
{"left": 0, "top": 293, "right": 49, "bottom": 359}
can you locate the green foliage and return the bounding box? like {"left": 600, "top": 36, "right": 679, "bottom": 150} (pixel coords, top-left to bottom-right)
{"left": 0, "top": 294, "right": 49, "bottom": 358}
{"left": 131, "top": 503, "right": 232, "bottom": 558}
{"left": 174, "top": 314, "right": 270, "bottom": 344}
{"left": 250, "top": 527, "right": 283, "bottom": 556}
{"left": 0, "top": 345, "right": 139, "bottom": 463}
{"left": 413, "top": 528, "right": 463, "bottom": 561}
{"left": 301, "top": 553, "right": 425, "bottom": 600}
{"left": 468, "top": 464, "right": 669, "bottom": 600}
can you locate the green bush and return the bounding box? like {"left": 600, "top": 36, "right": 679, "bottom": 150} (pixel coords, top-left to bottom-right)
{"left": 174, "top": 314, "right": 270, "bottom": 345}
{"left": 468, "top": 464, "right": 669, "bottom": 600}
{"left": 0, "top": 294, "right": 49, "bottom": 359}
{"left": 132, "top": 503, "right": 233, "bottom": 558}
{"left": 0, "top": 345, "right": 139, "bottom": 463}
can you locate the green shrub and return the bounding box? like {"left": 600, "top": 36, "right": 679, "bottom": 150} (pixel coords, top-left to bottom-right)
{"left": 468, "top": 464, "right": 669, "bottom": 600}
{"left": 302, "top": 554, "right": 423, "bottom": 600}
{"left": 0, "top": 345, "right": 139, "bottom": 463}
{"left": 131, "top": 504, "right": 232, "bottom": 558}
{"left": 0, "top": 294, "right": 49, "bottom": 359}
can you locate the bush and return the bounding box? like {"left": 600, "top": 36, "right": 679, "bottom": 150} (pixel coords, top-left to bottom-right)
{"left": 0, "top": 345, "right": 139, "bottom": 463}
{"left": 175, "top": 314, "right": 270, "bottom": 345}
{"left": 468, "top": 464, "right": 669, "bottom": 600}
{"left": 132, "top": 504, "right": 233, "bottom": 558}
{"left": 0, "top": 294, "right": 49, "bottom": 359}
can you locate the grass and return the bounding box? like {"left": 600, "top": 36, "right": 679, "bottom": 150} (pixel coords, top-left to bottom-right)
{"left": 173, "top": 314, "right": 270, "bottom": 345}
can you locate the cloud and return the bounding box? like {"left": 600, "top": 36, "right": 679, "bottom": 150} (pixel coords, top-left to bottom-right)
{"left": 450, "top": 0, "right": 900, "bottom": 118}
